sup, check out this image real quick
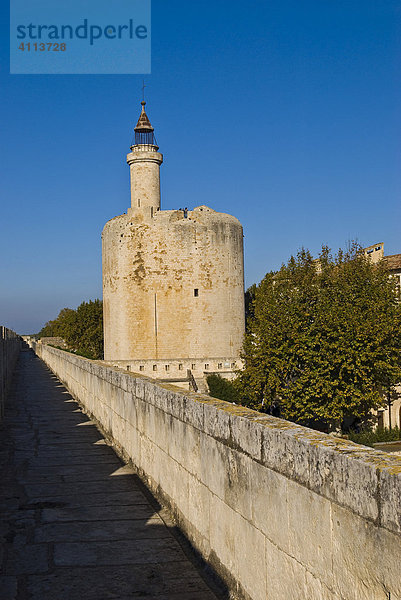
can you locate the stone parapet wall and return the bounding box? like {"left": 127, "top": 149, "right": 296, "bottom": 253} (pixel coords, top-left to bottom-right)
{"left": 38, "top": 337, "right": 68, "bottom": 348}
{"left": 104, "top": 357, "right": 241, "bottom": 382}
{"left": 31, "top": 342, "right": 401, "bottom": 600}
{"left": 0, "top": 327, "right": 21, "bottom": 418}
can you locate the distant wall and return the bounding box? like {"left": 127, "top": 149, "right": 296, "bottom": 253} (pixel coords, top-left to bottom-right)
{"left": 38, "top": 337, "right": 67, "bottom": 348}
{"left": 0, "top": 327, "right": 21, "bottom": 418}
{"left": 31, "top": 342, "right": 401, "bottom": 600}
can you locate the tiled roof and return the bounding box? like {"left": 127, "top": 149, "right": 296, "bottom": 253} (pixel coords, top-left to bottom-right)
{"left": 134, "top": 101, "right": 154, "bottom": 132}
{"left": 384, "top": 254, "right": 401, "bottom": 271}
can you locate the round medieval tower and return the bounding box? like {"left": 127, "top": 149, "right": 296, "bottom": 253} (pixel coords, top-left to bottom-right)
{"left": 102, "top": 101, "right": 245, "bottom": 380}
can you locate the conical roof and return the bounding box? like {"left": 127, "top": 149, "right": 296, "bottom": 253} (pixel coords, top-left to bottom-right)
{"left": 134, "top": 101, "right": 154, "bottom": 132}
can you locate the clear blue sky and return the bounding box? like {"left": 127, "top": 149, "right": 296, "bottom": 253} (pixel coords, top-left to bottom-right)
{"left": 1, "top": 0, "right": 400, "bottom": 333}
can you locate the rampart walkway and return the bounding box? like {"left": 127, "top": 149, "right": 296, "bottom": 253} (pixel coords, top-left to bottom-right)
{"left": 0, "top": 351, "right": 220, "bottom": 600}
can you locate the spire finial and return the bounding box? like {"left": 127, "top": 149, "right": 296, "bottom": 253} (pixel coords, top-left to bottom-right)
{"left": 142, "top": 79, "right": 146, "bottom": 103}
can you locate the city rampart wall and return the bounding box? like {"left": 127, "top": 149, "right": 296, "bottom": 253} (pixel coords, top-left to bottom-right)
{"left": 31, "top": 342, "right": 401, "bottom": 600}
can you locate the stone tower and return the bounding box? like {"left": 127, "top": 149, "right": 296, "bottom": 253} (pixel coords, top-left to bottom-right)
{"left": 102, "top": 101, "right": 245, "bottom": 381}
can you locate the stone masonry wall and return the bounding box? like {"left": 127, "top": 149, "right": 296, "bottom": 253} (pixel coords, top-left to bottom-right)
{"left": 31, "top": 343, "right": 401, "bottom": 600}
{"left": 102, "top": 206, "right": 245, "bottom": 362}
{"left": 0, "top": 327, "right": 21, "bottom": 419}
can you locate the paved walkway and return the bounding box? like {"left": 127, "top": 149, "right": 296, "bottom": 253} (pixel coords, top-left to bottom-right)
{"left": 0, "top": 351, "right": 222, "bottom": 600}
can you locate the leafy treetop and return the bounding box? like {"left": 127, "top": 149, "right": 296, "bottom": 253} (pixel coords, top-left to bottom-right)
{"left": 38, "top": 299, "right": 103, "bottom": 360}
{"left": 237, "top": 243, "right": 401, "bottom": 431}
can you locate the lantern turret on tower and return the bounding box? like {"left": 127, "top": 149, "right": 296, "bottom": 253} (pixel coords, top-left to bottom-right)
{"left": 127, "top": 101, "right": 163, "bottom": 219}
{"left": 133, "top": 100, "right": 158, "bottom": 147}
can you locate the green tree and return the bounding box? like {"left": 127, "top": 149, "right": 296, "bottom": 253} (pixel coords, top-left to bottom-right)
{"left": 207, "top": 374, "right": 239, "bottom": 403}
{"left": 38, "top": 308, "right": 76, "bottom": 339}
{"left": 245, "top": 283, "right": 257, "bottom": 330}
{"left": 38, "top": 300, "right": 103, "bottom": 360}
{"left": 38, "top": 320, "right": 57, "bottom": 338}
{"left": 237, "top": 243, "right": 401, "bottom": 431}
{"left": 63, "top": 300, "right": 103, "bottom": 359}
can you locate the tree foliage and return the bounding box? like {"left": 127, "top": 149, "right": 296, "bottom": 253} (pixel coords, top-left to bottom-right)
{"left": 245, "top": 283, "right": 257, "bottom": 330}
{"left": 207, "top": 374, "right": 239, "bottom": 403}
{"left": 38, "top": 299, "right": 103, "bottom": 360}
{"left": 237, "top": 243, "right": 401, "bottom": 431}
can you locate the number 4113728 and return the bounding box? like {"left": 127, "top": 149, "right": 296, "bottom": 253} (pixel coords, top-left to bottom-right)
{"left": 18, "top": 42, "right": 66, "bottom": 51}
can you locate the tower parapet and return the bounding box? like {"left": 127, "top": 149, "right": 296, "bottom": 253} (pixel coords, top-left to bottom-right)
{"left": 127, "top": 101, "right": 163, "bottom": 219}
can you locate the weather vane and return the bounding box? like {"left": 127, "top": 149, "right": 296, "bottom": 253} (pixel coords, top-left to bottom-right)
{"left": 142, "top": 79, "right": 147, "bottom": 103}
